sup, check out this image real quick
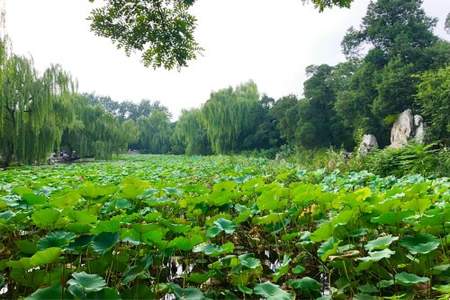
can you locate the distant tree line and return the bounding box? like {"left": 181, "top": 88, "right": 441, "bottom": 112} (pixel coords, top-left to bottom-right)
{"left": 1, "top": 0, "right": 449, "bottom": 166}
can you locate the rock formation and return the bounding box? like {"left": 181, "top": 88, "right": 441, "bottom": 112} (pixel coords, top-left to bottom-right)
{"left": 390, "top": 109, "right": 426, "bottom": 148}
{"left": 359, "top": 134, "right": 379, "bottom": 156}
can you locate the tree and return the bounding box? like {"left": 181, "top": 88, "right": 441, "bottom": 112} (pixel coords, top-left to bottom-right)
{"left": 137, "top": 110, "right": 172, "bottom": 153}
{"left": 173, "top": 109, "right": 210, "bottom": 155}
{"left": 89, "top": 0, "right": 200, "bottom": 70}
{"left": 270, "top": 95, "right": 299, "bottom": 145}
{"left": 88, "top": 0, "right": 355, "bottom": 69}
{"left": 416, "top": 66, "right": 450, "bottom": 144}
{"left": 337, "top": 0, "right": 444, "bottom": 147}
{"left": 0, "top": 41, "right": 76, "bottom": 166}
{"left": 342, "top": 0, "right": 437, "bottom": 61}
{"left": 61, "top": 95, "right": 134, "bottom": 160}
{"left": 201, "top": 81, "right": 261, "bottom": 154}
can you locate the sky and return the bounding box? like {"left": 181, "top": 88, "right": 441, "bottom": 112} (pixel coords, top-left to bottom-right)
{"left": 2, "top": 0, "right": 450, "bottom": 119}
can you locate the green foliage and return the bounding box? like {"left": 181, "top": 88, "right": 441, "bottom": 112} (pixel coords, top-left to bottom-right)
{"left": 137, "top": 110, "right": 172, "bottom": 154}
{"left": 0, "top": 40, "right": 75, "bottom": 166}
{"left": 416, "top": 66, "right": 450, "bottom": 144}
{"left": 89, "top": 0, "right": 200, "bottom": 70}
{"left": 1, "top": 154, "right": 449, "bottom": 299}
{"left": 173, "top": 109, "right": 210, "bottom": 155}
{"left": 202, "top": 81, "right": 262, "bottom": 154}
{"left": 360, "top": 143, "right": 442, "bottom": 177}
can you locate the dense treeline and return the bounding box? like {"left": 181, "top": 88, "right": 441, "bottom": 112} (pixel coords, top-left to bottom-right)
{"left": 1, "top": 0, "right": 449, "bottom": 166}
{"left": 171, "top": 0, "right": 450, "bottom": 155}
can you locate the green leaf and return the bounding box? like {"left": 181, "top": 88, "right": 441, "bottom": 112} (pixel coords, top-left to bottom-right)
{"left": 31, "top": 208, "right": 60, "bottom": 229}
{"left": 394, "top": 272, "right": 429, "bottom": 286}
{"left": 318, "top": 237, "right": 340, "bottom": 261}
{"left": 357, "top": 248, "right": 395, "bottom": 262}
{"left": 122, "top": 255, "right": 152, "bottom": 284}
{"left": 254, "top": 282, "right": 292, "bottom": 300}
{"left": 37, "top": 231, "right": 76, "bottom": 250}
{"left": 365, "top": 235, "right": 399, "bottom": 251}
{"left": 215, "top": 218, "right": 236, "bottom": 234}
{"left": 91, "top": 232, "right": 119, "bottom": 254}
{"left": 26, "top": 283, "right": 73, "bottom": 300}
{"left": 399, "top": 233, "right": 440, "bottom": 255}
{"left": 168, "top": 236, "right": 198, "bottom": 251}
{"left": 288, "top": 277, "right": 321, "bottom": 298}
{"left": 170, "top": 283, "right": 205, "bottom": 300}
{"left": 434, "top": 284, "right": 450, "bottom": 294}
{"left": 193, "top": 242, "right": 234, "bottom": 257}
{"left": 90, "top": 220, "right": 120, "bottom": 234}
{"left": 292, "top": 265, "right": 305, "bottom": 274}
{"left": 310, "top": 221, "right": 333, "bottom": 242}
{"left": 67, "top": 272, "right": 107, "bottom": 296}
{"left": 256, "top": 188, "right": 287, "bottom": 211}
{"left": 15, "top": 240, "right": 38, "bottom": 255}
{"left": 30, "top": 247, "right": 62, "bottom": 266}
{"left": 239, "top": 253, "right": 261, "bottom": 269}
{"left": 22, "top": 192, "right": 47, "bottom": 206}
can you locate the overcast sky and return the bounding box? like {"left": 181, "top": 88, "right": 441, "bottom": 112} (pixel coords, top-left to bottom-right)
{"left": 3, "top": 0, "right": 450, "bottom": 118}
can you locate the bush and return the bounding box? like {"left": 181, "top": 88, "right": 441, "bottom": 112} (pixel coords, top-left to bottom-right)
{"left": 359, "top": 143, "right": 447, "bottom": 177}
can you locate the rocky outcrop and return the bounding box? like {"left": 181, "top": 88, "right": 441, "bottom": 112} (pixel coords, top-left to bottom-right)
{"left": 359, "top": 134, "right": 379, "bottom": 156}
{"left": 390, "top": 109, "right": 426, "bottom": 148}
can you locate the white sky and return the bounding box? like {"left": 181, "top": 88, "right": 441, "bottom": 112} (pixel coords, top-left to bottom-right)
{"left": 3, "top": 0, "right": 450, "bottom": 119}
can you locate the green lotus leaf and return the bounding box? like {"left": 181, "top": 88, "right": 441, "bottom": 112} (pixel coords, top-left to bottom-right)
{"left": 31, "top": 208, "right": 60, "bottom": 229}
{"left": 365, "top": 235, "right": 399, "bottom": 251}
{"left": 26, "top": 283, "right": 73, "bottom": 300}
{"left": 433, "top": 284, "right": 450, "bottom": 294}
{"left": 288, "top": 277, "right": 321, "bottom": 298}
{"left": 394, "top": 272, "right": 429, "bottom": 286}
{"left": 90, "top": 220, "right": 120, "bottom": 234}
{"left": 91, "top": 232, "right": 119, "bottom": 254}
{"left": 292, "top": 265, "right": 306, "bottom": 274}
{"left": 254, "top": 282, "right": 292, "bottom": 300}
{"left": 207, "top": 218, "right": 236, "bottom": 237}
{"left": 399, "top": 233, "right": 440, "bottom": 255}
{"left": 358, "top": 248, "right": 395, "bottom": 262}
{"left": 239, "top": 253, "right": 261, "bottom": 269}
{"left": 37, "top": 231, "right": 77, "bottom": 250}
{"left": 67, "top": 272, "right": 107, "bottom": 298}
{"left": 30, "top": 247, "right": 62, "bottom": 266}
{"left": 169, "top": 283, "right": 205, "bottom": 300}
{"left": 318, "top": 237, "right": 340, "bottom": 261}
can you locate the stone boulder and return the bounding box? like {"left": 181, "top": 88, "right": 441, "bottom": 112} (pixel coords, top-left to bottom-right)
{"left": 359, "top": 134, "right": 379, "bottom": 156}
{"left": 390, "top": 109, "right": 426, "bottom": 148}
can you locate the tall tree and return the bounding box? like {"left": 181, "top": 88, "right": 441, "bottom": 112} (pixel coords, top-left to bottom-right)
{"left": 173, "top": 109, "right": 210, "bottom": 155}
{"left": 0, "top": 41, "right": 75, "bottom": 166}
{"left": 201, "top": 81, "right": 260, "bottom": 154}
{"left": 270, "top": 95, "right": 299, "bottom": 145}
{"left": 137, "top": 110, "right": 172, "bottom": 154}
{"left": 416, "top": 66, "right": 450, "bottom": 144}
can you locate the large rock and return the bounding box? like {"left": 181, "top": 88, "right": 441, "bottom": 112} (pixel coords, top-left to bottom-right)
{"left": 359, "top": 134, "right": 379, "bottom": 156}
{"left": 390, "top": 109, "right": 426, "bottom": 148}
{"left": 414, "top": 114, "right": 425, "bottom": 144}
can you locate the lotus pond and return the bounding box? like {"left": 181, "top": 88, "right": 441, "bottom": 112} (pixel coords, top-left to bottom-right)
{"left": 0, "top": 155, "right": 449, "bottom": 299}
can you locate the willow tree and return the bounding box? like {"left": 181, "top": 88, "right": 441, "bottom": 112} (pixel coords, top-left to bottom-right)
{"left": 137, "top": 110, "right": 172, "bottom": 154}
{"left": 201, "top": 81, "right": 260, "bottom": 154}
{"left": 61, "top": 94, "right": 135, "bottom": 160}
{"left": 0, "top": 41, "right": 75, "bottom": 166}
{"left": 173, "top": 108, "right": 210, "bottom": 155}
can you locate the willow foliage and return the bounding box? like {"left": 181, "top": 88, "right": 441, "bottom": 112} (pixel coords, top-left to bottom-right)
{"left": 201, "top": 81, "right": 260, "bottom": 154}
{"left": 137, "top": 110, "right": 172, "bottom": 154}
{"left": 61, "top": 95, "right": 136, "bottom": 160}
{"left": 173, "top": 109, "right": 210, "bottom": 155}
{"left": 0, "top": 40, "right": 75, "bottom": 166}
